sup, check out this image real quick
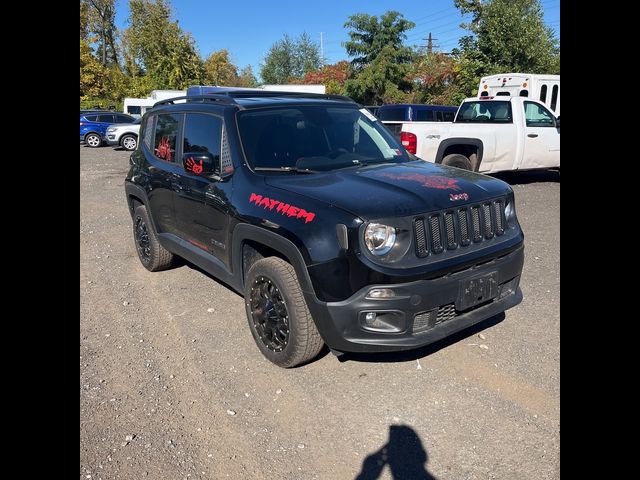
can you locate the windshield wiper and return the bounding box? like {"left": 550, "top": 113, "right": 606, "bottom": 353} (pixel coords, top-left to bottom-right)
{"left": 254, "top": 166, "right": 317, "bottom": 174}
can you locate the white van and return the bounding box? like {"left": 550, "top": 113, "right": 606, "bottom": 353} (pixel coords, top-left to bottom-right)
{"left": 478, "top": 73, "right": 559, "bottom": 115}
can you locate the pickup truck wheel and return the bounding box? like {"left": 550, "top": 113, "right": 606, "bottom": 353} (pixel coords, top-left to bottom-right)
{"left": 85, "top": 133, "right": 102, "bottom": 148}
{"left": 442, "top": 153, "right": 472, "bottom": 170}
{"left": 133, "top": 205, "right": 174, "bottom": 271}
{"left": 245, "top": 257, "right": 323, "bottom": 368}
{"left": 121, "top": 134, "right": 138, "bottom": 151}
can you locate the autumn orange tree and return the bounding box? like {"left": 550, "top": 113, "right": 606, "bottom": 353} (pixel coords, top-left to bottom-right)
{"left": 301, "top": 61, "right": 349, "bottom": 94}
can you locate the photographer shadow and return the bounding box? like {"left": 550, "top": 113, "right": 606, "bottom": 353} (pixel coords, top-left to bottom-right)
{"left": 355, "top": 425, "right": 437, "bottom": 480}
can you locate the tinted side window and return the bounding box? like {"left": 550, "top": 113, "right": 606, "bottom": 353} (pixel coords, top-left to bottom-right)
{"left": 377, "top": 108, "right": 406, "bottom": 121}
{"left": 442, "top": 111, "right": 455, "bottom": 122}
{"left": 84, "top": 115, "right": 98, "bottom": 122}
{"left": 153, "top": 113, "right": 181, "bottom": 162}
{"left": 524, "top": 102, "right": 555, "bottom": 127}
{"left": 539, "top": 85, "right": 548, "bottom": 103}
{"left": 415, "top": 109, "right": 434, "bottom": 121}
{"left": 97, "top": 114, "right": 115, "bottom": 123}
{"left": 143, "top": 115, "right": 155, "bottom": 150}
{"left": 183, "top": 114, "right": 222, "bottom": 174}
{"left": 116, "top": 114, "right": 134, "bottom": 123}
{"left": 127, "top": 106, "right": 142, "bottom": 115}
{"left": 550, "top": 85, "right": 559, "bottom": 111}
{"left": 519, "top": 90, "right": 529, "bottom": 97}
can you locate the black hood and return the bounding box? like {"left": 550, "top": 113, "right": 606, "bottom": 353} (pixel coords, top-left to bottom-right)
{"left": 264, "top": 161, "right": 512, "bottom": 220}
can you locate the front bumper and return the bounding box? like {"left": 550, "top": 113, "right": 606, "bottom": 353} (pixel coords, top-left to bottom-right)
{"left": 305, "top": 244, "right": 524, "bottom": 353}
{"left": 105, "top": 134, "right": 119, "bottom": 146}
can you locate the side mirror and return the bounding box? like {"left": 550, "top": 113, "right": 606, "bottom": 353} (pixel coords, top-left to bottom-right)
{"left": 182, "top": 152, "right": 216, "bottom": 176}
{"left": 555, "top": 116, "right": 560, "bottom": 128}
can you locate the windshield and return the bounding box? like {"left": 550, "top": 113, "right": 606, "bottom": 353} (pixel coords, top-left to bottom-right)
{"left": 237, "top": 105, "right": 410, "bottom": 172}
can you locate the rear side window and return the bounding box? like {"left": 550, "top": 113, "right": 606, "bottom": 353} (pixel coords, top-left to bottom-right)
{"left": 442, "top": 111, "right": 455, "bottom": 121}
{"left": 97, "top": 114, "right": 115, "bottom": 123}
{"left": 377, "top": 107, "right": 406, "bottom": 122}
{"left": 116, "top": 114, "right": 134, "bottom": 123}
{"left": 415, "top": 109, "right": 434, "bottom": 121}
{"left": 550, "top": 85, "right": 559, "bottom": 112}
{"left": 153, "top": 113, "right": 181, "bottom": 162}
{"left": 142, "top": 115, "right": 155, "bottom": 150}
{"left": 84, "top": 115, "right": 98, "bottom": 122}
{"left": 539, "top": 85, "right": 548, "bottom": 103}
{"left": 127, "top": 106, "right": 141, "bottom": 115}
{"left": 524, "top": 102, "right": 555, "bottom": 127}
{"left": 183, "top": 114, "right": 222, "bottom": 174}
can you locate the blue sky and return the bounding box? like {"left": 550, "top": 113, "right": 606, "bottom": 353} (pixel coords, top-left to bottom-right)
{"left": 114, "top": 0, "right": 560, "bottom": 79}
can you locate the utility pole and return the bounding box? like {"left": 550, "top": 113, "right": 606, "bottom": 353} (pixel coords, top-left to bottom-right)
{"left": 422, "top": 33, "right": 439, "bottom": 55}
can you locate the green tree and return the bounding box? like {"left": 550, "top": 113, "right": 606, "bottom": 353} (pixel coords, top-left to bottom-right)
{"left": 454, "top": 0, "right": 559, "bottom": 95}
{"left": 342, "top": 11, "right": 415, "bottom": 104}
{"left": 204, "top": 49, "right": 239, "bottom": 85}
{"left": 124, "top": 0, "right": 205, "bottom": 90}
{"left": 260, "top": 33, "right": 321, "bottom": 84}
{"left": 80, "top": 38, "right": 108, "bottom": 98}
{"left": 237, "top": 66, "right": 258, "bottom": 88}
{"left": 83, "top": 0, "right": 120, "bottom": 68}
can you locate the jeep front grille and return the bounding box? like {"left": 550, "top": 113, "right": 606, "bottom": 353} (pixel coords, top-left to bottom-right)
{"left": 413, "top": 199, "right": 506, "bottom": 257}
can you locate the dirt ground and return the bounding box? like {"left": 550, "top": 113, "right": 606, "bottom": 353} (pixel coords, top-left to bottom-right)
{"left": 80, "top": 145, "right": 559, "bottom": 480}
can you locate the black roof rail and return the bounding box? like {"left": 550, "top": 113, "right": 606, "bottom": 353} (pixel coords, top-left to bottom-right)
{"left": 220, "top": 90, "right": 357, "bottom": 103}
{"left": 152, "top": 95, "right": 240, "bottom": 108}
{"left": 152, "top": 90, "right": 357, "bottom": 110}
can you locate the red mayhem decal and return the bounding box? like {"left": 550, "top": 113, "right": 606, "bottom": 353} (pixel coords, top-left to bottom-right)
{"left": 377, "top": 172, "right": 461, "bottom": 190}
{"left": 249, "top": 193, "right": 316, "bottom": 223}
{"left": 185, "top": 156, "right": 203, "bottom": 175}
{"left": 449, "top": 192, "right": 469, "bottom": 201}
{"left": 155, "top": 136, "right": 172, "bottom": 161}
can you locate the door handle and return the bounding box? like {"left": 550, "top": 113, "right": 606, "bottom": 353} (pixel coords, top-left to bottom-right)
{"left": 527, "top": 133, "right": 538, "bottom": 138}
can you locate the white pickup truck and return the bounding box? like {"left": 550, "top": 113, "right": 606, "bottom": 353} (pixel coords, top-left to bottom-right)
{"left": 400, "top": 96, "right": 560, "bottom": 173}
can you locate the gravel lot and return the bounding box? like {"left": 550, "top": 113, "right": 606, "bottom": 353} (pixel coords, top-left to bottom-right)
{"left": 80, "top": 145, "right": 559, "bottom": 480}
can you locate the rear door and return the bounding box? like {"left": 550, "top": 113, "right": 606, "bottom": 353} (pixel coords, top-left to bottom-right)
{"left": 144, "top": 112, "right": 183, "bottom": 236}
{"left": 520, "top": 101, "right": 560, "bottom": 169}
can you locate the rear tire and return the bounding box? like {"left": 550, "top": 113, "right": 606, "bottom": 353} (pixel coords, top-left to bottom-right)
{"left": 442, "top": 153, "right": 472, "bottom": 170}
{"left": 133, "top": 205, "right": 174, "bottom": 271}
{"left": 121, "top": 134, "right": 138, "bottom": 151}
{"left": 244, "top": 257, "right": 323, "bottom": 368}
{"left": 85, "top": 133, "right": 102, "bottom": 148}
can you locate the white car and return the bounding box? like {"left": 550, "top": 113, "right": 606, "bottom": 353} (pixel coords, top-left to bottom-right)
{"left": 105, "top": 118, "right": 141, "bottom": 151}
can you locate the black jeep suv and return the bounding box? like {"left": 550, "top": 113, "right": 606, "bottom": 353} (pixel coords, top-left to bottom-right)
{"left": 125, "top": 87, "right": 524, "bottom": 367}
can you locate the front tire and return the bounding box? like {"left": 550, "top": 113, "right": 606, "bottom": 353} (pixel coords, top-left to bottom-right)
{"left": 442, "top": 153, "right": 472, "bottom": 170}
{"left": 121, "top": 134, "right": 138, "bottom": 151}
{"left": 85, "top": 133, "right": 102, "bottom": 148}
{"left": 244, "top": 257, "right": 323, "bottom": 368}
{"left": 133, "top": 205, "right": 174, "bottom": 271}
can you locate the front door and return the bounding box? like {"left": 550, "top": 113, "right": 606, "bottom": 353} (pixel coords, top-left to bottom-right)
{"left": 174, "top": 113, "right": 231, "bottom": 266}
{"left": 520, "top": 101, "right": 560, "bottom": 170}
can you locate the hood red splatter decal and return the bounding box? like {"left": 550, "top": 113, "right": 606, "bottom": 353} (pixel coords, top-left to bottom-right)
{"left": 249, "top": 193, "right": 316, "bottom": 223}
{"left": 376, "top": 172, "right": 461, "bottom": 190}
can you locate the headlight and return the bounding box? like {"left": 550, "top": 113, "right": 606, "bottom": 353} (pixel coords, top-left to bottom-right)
{"left": 505, "top": 195, "right": 517, "bottom": 226}
{"left": 364, "top": 223, "right": 396, "bottom": 256}
{"left": 106, "top": 128, "right": 115, "bottom": 132}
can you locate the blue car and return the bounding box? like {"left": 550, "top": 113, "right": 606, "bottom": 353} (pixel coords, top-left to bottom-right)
{"left": 80, "top": 112, "right": 136, "bottom": 148}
